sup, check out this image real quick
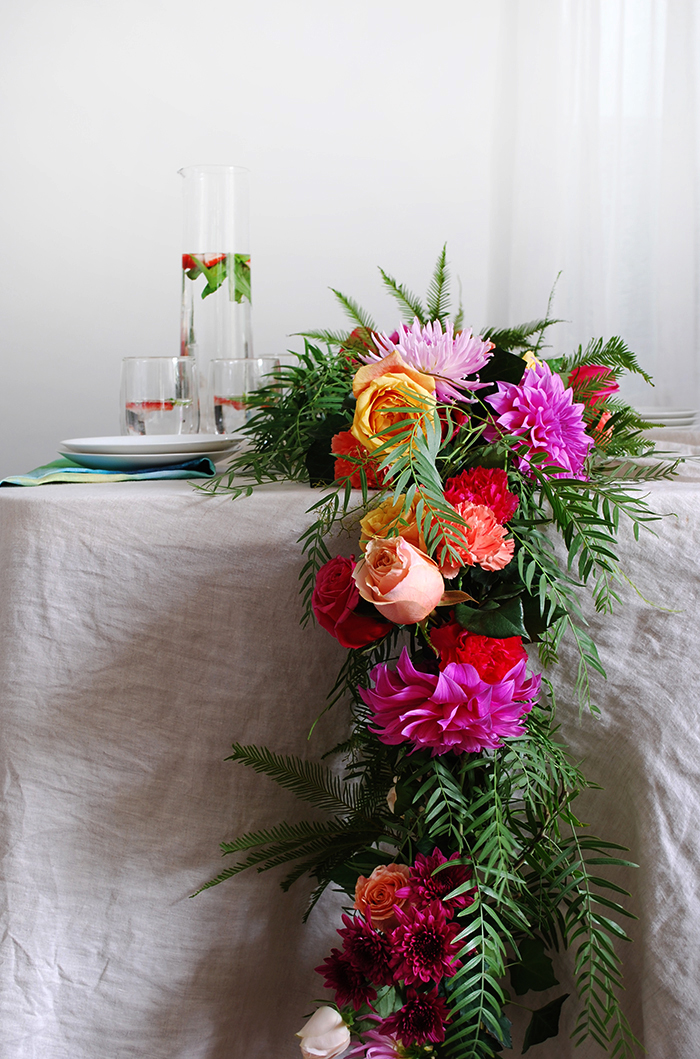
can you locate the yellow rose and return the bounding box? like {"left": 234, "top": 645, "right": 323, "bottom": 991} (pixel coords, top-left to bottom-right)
{"left": 351, "top": 350, "right": 436, "bottom": 452}
{"left": 359, "top": 494, "right": 425, "bottom": 552}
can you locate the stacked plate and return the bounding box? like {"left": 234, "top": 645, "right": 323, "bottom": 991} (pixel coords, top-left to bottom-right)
{"left": 636, "top": 408, "right": 697, "bottom": 429}
{"left": 60, "top": 435, "right": 241, "bottom": 472}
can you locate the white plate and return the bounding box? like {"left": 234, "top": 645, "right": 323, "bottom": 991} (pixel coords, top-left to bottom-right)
{"left": 61, "top": 434, "right": 240, "bottom": 455}
{"left": 636, "top": 408, "right": 697, "bottom": 420}
{"left": 60, "top": 450, "right": 234, "bottom": 472}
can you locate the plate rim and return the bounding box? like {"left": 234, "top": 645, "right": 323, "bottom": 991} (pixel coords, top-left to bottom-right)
{"left": 61, "top": 434, "right": 239, "bottom": 454}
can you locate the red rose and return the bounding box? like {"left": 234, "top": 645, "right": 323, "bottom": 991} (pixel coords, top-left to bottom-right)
{"left": 312, "top": 555, "right": 391, "bottom": 649}
{"left": 430, "top": 621, "right": 526, "bottom": 681}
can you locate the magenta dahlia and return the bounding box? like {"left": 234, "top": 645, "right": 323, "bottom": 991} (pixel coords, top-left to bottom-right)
{"left": 380, "top": 986, "right": 451, "bottom": 1045}
{"left": 486, "top": 359, "right": 593, "bottom": 477}
{"left": 315, "top": 947, "right": 377, "bottom": 1010}
{"left": 361, "top": 318, "right": 493, "bottom": 402}
{"left": 338, "top": 912, "right": 395, "bottom": 986}
{"left": 360, "top": 648, "right": 541, "bottom": 756}
{"left": 443, "top": 466, "right": 519, "bottom": 524}
{"left": 398, "top": 848, "right": 475, "bottom": 912}
{"left": 388, "top": 900, "right": 462, "bottom": 984}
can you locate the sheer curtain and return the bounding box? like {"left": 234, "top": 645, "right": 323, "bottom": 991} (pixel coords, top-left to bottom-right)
{"left": 485, "top": 0, "right": 699, "bottom": 411}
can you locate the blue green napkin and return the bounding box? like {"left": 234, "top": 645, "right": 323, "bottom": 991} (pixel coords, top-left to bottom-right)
{"left": 0, "top": 456, "right": 217, "bottom": 486}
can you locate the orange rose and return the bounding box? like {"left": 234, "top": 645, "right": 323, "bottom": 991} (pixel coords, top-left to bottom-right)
{"left": 351, "top": 351, "right": 436, "bottom": 453}
{"left": 359, "top": 494, "right": 424, "bottom": 552}
{"left": 354, "top": 863, "right": 411, "bottom": 930}
{"left": 353, "top": 537, "right": 445, "bottom": 625}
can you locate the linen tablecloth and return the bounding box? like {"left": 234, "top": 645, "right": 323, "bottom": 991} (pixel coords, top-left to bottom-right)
{"left": 0, "top": 467, "right": 699, "bottom": 1058}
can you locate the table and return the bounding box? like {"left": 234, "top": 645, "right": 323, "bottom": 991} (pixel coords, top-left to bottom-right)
{"left": 1, "top": 462, "right": 699, "bottom": 1059}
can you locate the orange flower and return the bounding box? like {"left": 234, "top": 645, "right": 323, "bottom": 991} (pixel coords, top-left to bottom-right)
{"left": 359, "top": 494, "right": 424, "bottom": 552}
{"left": 439, "top": 501, "right": 514, "bottom": 577}
{"left": 354, "top": 863, "right": 411, "bottom": 931}
{"left": 351, "top": 351, "right": 436, "bottom": 453}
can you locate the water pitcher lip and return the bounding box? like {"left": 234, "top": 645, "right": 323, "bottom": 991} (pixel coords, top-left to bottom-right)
{"left": 178, "top": 164, "right": 249, "bottom": 176}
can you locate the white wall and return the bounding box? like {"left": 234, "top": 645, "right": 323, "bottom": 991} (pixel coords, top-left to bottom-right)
{"left": 0, "top": 0, "right": 697, "bottom": 478}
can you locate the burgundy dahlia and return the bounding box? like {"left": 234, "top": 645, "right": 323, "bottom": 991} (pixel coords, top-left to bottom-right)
{"left": 380, "top": 986, "right": 451, "bottom": 1044}
{"left": 388, "top": 900, "right": 462, "bottom": 984}
{"left": 315, "top": 947, "right": 376, "bottom": 1010}
{"left": 338, "top": 912, "right": 395, "bottom": 986}
{"left": 399, "top": 848, "right": 476, "bottom": 912}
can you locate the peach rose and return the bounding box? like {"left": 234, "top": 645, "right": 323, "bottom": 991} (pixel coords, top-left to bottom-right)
{"left": 296, "top": 1007, "right": 351, "bottom": 1059}
{"left": 353, "top": 537, "right": 444, "bottom": 625}
{"left": 351, "top": 350, "right": 436, "bottom": 452}
{"left": 354, "top": 863, "right": 411, "bottom": 930}
{"left": 359, "top": 494, "right": 424, "bottom": 552}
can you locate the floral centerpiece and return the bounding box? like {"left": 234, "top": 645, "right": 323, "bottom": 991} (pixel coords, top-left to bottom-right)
{"left": 199, "top": 248, "right": 677, "bottom": 1058}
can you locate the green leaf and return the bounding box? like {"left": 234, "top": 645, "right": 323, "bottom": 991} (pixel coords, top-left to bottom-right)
{"left": 454, "top": 597, "right": 528, "bottom": 638}
{"left": 201, "top": 260, "right": 227, "bottom": 299}
{"left": 232, "top": 253, "right": 251, "bottom": 303}
{"left": 522, "top": 994, "right": 570, "bottom": 1053}
{"left": 510, "top": 937, "right": 559, "bottom": 996}
{"left": 477, "top": 348, "right": 528, "bottom": 385}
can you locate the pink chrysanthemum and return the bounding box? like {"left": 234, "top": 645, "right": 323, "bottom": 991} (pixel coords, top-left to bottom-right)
{"left": 439, "top": 501, "right": 514, "bottom": 577}
{"left": 360, "top": 647, "right": 541, "bottom": 756}
{"left": 361, "top": 318, "right": 494, "bottom": 402}
{"left": 315, "top": 948, "right": 377, "bottom": 1010}
{"left": 388, "top": 901, "right": 462, "bottom": 984}
{"left": 397, "top": 849, "right": 475, "bottom": 912}
{"left": 380, "top": 986, "right": 451, "bottom": 1045}
{"left": 338, "top": 913, "right": 395, "bottom": 986}
{"left": 345, "top": 1028, "right": 403, "bottom": 1059}
{"left": 444, "top": 467, "right": 519, "bottom": 524}
{"left": 486, "top": 360, "right": 593, "bottom": 477}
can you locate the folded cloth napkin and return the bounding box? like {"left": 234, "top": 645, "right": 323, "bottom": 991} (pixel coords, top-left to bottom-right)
{"left": 0, "top": 456, "right": 217, "bottom": 486}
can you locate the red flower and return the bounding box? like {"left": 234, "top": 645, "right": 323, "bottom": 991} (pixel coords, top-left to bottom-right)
{"left": 380, "top": 986, "right": 451, "bottom": 1044}
{"left": 388, "top": 901, "right": 462, "bottom": 984}
{"left": 338, "top": 913, "right": 395, "bottom": 986}
{"left": 312, "top": 555, "right": 391, "bottom": 649}
{"left": 315, "top": 948, "right": 376, "bottom": 1010}
{"left": 443, "top": 467, "right": 518, "bottom": 524}
{"left": 398, "top": 849, "right": 475, "bottom": 912}
{"left": 430, "top": 623, "right": 526, "bottom": 680}
{"left": 331, "top": 431, "right": 385, "bottom": 490}
{"left": 568, "top": 365, "right": 619, "bottom": 406}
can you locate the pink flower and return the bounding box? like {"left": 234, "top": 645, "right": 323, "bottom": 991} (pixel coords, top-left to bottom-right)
{"left": 397, "top": 849, "right": 475, "bottom": 912}
{"left": 443, "top": 467, "right": 519, "bottom": 524}
{"left": 353, "top": 538, "right": 444, "bottom": 625}
{"left": 361, "top": 318, "right": 494, "bottom": 402}
{"left": 486, "top": 360, "right": 593, "bottom": 478}
{"left": 379, "top": 986, "right": 451, "bottom": 1045}
{"left": 568, "top": 364, "right": 619, "bottom": 406}
{"left": 388, "top": 901, "right": 462, "bottom": 984}
{"left": 438, "top": 501, "right": 514, "bottom": 577}
{"left": 360, "top": 647, "right": 541, "bottom": 756}
{"left": 345, "top": 1029, "right": 402, "bottom": 1059}
{"left": 315, "top": 948, "right": 377, "bottom": 1010}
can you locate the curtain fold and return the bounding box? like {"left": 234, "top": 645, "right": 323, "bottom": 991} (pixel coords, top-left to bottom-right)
{"left": 485, "top": 0, "right": 699, "bottom": 410}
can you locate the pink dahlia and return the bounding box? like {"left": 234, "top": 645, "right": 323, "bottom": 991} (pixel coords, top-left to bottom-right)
{"left": 361, "top": 318, "right": 494, "bottom": 402}
{"left": 439, "top": 501, "right": 514, "bottom": 577}
{"left": 360, "top": 647, "right": 541, "bottom": 756}
{"left": 338, "top": 913, "right": 395, "bottom": 986}
{"left": 397, "top": 848, "right": 475, "bottom": 912}
{"left": 388, "top": 900, "right": 462, "bottom": 984}
{"left": 345, "top": 1029, "right": 403, "bottom": 1059}
{"left": 380, "top": 986, "right": 451, "bottom": 1045}
{"left": 486, "top": 360, "right": 593, "bottom": 477}
{"left": 443, "top": 467, "right": 519, "bottom": 524}
{"left": 316, "top": 948, "right": 377, "bottom": 1010}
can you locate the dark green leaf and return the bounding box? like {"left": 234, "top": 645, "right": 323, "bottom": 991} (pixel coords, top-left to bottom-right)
{"left": 454, "top": 597, "right": 528, "bottom": 638}
{"left": 522, "top": 994, "right": 570, "bottom": 1054}
{"left": 510, "top": 937, "right": 559, "bottom": 996}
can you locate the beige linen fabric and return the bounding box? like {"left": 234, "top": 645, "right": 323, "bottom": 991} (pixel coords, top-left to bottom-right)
{"left": 0, "top": 470, "right": 699, "bottom": 1058}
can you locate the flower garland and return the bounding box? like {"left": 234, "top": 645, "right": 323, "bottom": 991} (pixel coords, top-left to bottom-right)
{"left": 200, "top": 249, "right": 678, "bottom": 1059}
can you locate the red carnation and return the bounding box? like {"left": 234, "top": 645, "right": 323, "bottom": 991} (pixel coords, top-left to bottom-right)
{"left": 444, "top": 467, "right": 518, "bottom": 524}
{"left": 331, "top": 431, "right": 385, "bottom": 490}
{"left": 312, "top": 555, "right": 391, "bottom": 649}
{"left": 430, "top": 622, "right": 526, "bottom": 681}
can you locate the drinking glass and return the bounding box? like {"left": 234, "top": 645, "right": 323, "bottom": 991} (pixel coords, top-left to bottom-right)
{"left": 208, "top": 357, "right": 281, "bottom": 434}
{"left": 120, "top": 357, "right": 200, "bottom": 435}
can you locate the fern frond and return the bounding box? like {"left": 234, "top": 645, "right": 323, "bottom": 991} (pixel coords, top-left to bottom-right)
{"left": 426, "top": 243, "right": 450, "bottom": 324}
{"left": 378, "top": 268, "right": 427, "bottom": 325}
